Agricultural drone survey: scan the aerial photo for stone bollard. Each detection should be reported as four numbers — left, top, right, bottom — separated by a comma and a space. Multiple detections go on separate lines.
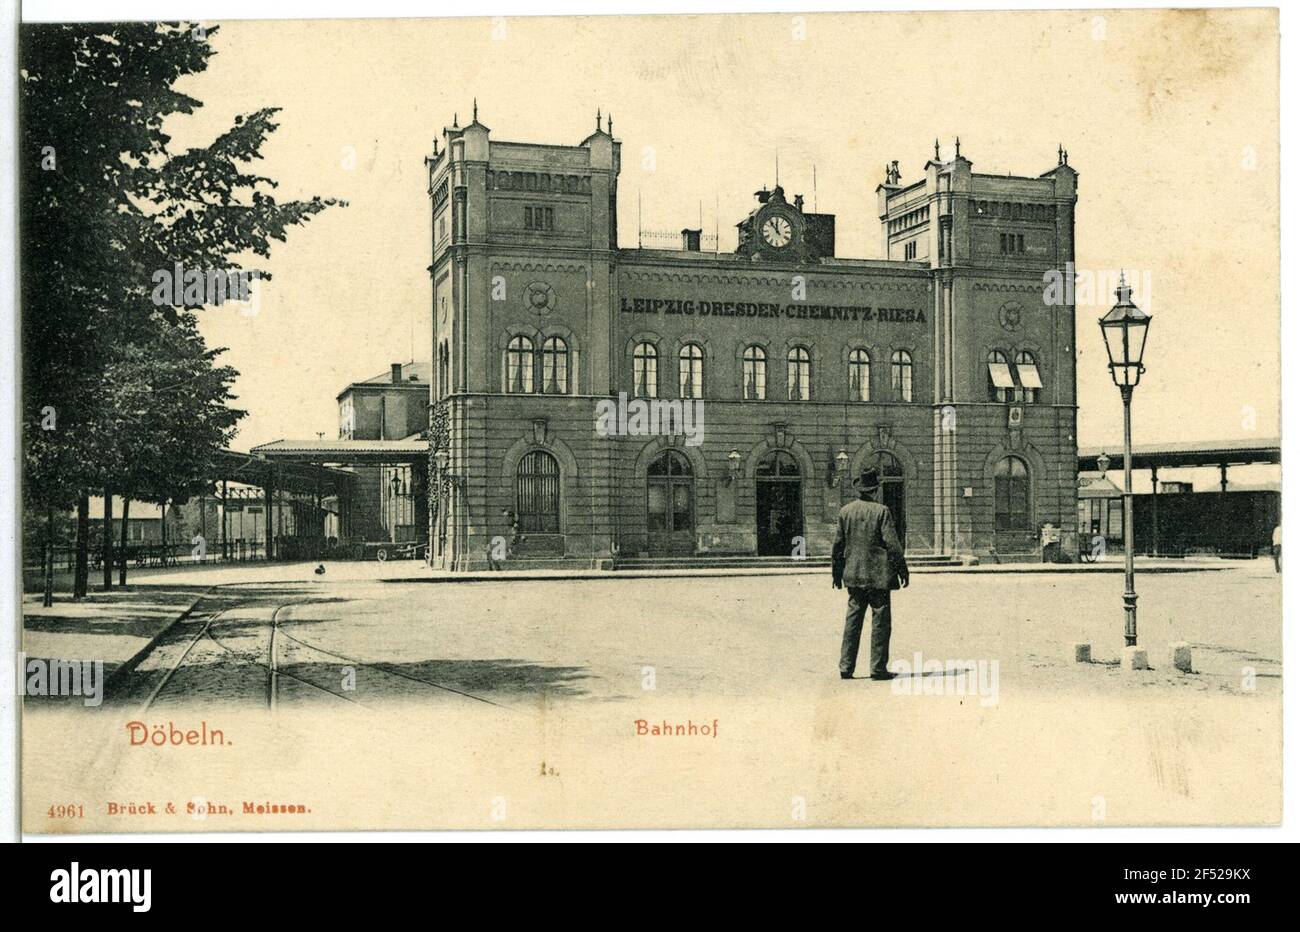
1121, 646, 1150, 671
1170, 642, 1193, 673
1073, 642, 1091, 663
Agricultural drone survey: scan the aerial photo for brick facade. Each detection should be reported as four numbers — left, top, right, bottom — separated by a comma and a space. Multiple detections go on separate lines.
428, 116, 1078, 568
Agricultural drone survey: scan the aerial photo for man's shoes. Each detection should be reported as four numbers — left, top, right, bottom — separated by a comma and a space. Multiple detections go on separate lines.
840, 673, 853, 680
869, 672, 898, 681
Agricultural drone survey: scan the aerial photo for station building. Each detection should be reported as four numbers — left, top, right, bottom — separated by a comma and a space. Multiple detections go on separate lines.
426, 111, 1080, 569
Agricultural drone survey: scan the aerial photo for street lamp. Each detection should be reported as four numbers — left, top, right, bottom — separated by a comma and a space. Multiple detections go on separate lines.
1096, 451, 1111, 475
1099, 272, 1152, 647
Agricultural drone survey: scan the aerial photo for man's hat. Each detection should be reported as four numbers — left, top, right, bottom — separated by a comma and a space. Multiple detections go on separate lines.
854, 467, 881, 492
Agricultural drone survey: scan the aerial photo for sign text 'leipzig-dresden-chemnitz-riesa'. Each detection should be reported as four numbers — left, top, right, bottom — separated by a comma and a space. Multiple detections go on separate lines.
619, 296, 927, 325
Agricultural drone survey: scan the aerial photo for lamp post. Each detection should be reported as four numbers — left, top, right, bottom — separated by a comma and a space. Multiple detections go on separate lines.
1099, 272, 1151, 647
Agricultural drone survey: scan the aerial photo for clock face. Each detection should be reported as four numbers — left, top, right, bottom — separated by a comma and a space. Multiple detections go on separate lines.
761, 214, 793, 248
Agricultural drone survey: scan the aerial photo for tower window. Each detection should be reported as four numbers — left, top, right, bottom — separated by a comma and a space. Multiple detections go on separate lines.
904, 241, 917, 260
987, 350, 1014, 403
524, 205, 555, 231
1014, 350, 1042, 404
633, 342, 658, 398
541, 336, 569, 394
999, 233, 1026, 255
506, 335, 535, 393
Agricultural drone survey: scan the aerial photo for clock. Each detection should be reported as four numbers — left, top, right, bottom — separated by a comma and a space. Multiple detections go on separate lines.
761, 214, 793, 248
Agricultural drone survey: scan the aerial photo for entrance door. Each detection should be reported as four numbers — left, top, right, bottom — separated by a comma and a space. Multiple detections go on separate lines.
647, 450, 694, 555
756, 450, 804, 556
870, 451, 906, 547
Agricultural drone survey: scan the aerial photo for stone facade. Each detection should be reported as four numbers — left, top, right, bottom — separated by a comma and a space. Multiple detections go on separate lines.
427, 114, 1078, 569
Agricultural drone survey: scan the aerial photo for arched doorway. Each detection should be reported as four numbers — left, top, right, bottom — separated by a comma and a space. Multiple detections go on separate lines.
866, 451, 906, 546
756, 450, 804, 556
516, 450, 560, 534
647, 450, 694, 555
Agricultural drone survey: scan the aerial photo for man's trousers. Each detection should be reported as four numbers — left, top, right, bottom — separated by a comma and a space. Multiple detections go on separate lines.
840, 586, 892, 678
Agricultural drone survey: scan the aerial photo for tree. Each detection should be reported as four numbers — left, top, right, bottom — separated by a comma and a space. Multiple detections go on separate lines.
20, 23, 343, 595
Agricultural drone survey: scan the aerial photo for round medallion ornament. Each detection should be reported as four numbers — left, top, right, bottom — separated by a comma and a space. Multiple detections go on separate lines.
998, 302, 1024, 332
524, 281, 557, 316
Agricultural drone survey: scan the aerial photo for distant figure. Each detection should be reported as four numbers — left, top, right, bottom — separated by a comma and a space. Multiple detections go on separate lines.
488, 509, 522, 571
314, 563, 326, 576
832, 467, 910, 680
1272, 524, 1281, 573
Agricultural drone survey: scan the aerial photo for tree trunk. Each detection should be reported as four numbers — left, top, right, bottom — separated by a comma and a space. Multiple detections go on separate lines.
118, 496, 130, 587
160, 499, 168, 564
43, 505, 55, 608
102, 486, 114, 590
74, 493, 89, 599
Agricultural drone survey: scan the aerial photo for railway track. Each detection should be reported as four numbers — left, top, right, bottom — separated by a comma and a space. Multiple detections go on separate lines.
130, 594, 504, 712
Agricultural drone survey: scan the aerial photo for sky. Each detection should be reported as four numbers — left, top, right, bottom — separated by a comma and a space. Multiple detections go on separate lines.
161, 9, 1279, 487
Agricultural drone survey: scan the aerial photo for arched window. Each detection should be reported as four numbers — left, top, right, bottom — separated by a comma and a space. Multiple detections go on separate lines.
756, 449, 801, 478
506, 335, 534, 394
993, 456, 1030, 530
848, 348, 871, 402
743, 345, 766, 400
541, 336, 569, 394
787, 346, 811, 400
987, 350, 1013, 403
891, 350, 913, 402
516, 450, 560, 534
1015, 350, 1042, 404
438, 341, 450, 399
679, 343, 704, 399
646, 449, 693, 541
633, 342, 658, 398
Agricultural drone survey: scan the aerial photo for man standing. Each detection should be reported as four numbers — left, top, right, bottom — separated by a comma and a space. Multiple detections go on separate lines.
832, 467, 910, 680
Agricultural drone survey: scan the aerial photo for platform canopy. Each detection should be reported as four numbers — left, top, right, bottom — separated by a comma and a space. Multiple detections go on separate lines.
249, 438, 430, 467
212, 448, 358, 496
1078, 438, 1280, 473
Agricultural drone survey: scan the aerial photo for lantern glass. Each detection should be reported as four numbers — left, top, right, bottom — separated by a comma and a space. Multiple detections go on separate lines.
1100, 309, 1151, 388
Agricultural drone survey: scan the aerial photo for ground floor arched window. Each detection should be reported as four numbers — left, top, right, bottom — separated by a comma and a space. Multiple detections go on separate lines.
516, 450, 560, 533
646, 449, 694, 554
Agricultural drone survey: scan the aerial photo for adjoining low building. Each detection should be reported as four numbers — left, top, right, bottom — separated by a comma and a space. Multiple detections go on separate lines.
251, 361, 430, 548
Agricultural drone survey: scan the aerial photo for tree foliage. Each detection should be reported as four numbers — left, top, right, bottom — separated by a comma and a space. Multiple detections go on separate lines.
20, 22, 342, 538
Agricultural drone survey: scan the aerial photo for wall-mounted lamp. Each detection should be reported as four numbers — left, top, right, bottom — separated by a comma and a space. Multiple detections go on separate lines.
726, 449, 742, 485
831, 448, 850, 487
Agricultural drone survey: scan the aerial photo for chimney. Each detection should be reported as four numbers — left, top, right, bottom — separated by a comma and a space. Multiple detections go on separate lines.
681, 228, 702, 251
391, 363, 402, 384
